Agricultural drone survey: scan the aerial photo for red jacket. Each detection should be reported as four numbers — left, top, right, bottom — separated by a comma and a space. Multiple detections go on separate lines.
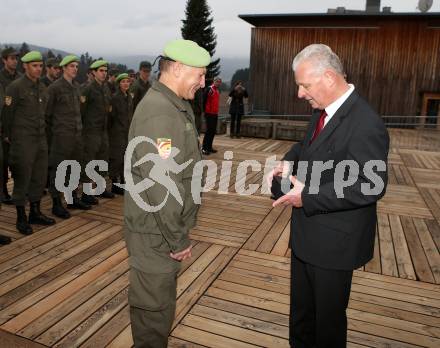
204, 85, 220, 115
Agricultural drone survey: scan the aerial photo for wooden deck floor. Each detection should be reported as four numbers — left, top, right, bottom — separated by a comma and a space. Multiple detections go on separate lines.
0, 134, 439, 347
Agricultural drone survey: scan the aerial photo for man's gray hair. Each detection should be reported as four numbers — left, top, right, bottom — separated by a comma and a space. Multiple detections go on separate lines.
292, 44, 344, 76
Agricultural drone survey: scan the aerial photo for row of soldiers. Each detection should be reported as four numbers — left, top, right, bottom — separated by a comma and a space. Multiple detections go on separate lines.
0, 47, 153, 243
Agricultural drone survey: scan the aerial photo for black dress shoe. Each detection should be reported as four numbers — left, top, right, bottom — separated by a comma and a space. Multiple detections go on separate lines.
67, 198, 91, 210
209, 148, 218, 153
111, 184, 125, 195
99, 190, 115, 199
81, 193, 99, 205
202, 149, 210, 155
0, 235, 12, 245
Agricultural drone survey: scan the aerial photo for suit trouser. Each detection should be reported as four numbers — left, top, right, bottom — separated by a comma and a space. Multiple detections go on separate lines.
290, 254, 353, 348
202, 114, 218, 151
81, 131, 109, 183
128, 268, 177, 348
49, 134, 83, 199
10, 135, 48, 206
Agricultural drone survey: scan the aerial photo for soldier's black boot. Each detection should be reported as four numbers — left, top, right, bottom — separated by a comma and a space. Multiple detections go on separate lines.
16, 206, 33, 235
29, 201, 56, 225
0, 234, 11, 245
81, 193, 99, 205
52, 197, 71, 219
111, 179, 124, 195
99, 189, 115, 199
68, 191, 91, 210
3, 184, 12, 205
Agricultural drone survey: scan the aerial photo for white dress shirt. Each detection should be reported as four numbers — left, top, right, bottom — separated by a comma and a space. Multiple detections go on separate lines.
323, 84, 355, 127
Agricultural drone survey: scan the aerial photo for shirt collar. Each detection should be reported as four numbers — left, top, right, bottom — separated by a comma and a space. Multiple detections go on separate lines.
325, 84, 355, 118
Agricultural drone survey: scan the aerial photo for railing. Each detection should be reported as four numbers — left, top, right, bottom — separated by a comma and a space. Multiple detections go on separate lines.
217, 113, 440, 151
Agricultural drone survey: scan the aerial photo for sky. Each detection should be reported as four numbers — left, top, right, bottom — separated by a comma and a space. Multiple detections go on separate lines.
1, 0, 439, 59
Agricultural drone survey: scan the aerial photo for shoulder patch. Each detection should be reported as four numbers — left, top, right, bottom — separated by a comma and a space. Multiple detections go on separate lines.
80, 95, 86, 103
185, 123, 193, 131
157, 138, 172, 159
4, 96, 12, 106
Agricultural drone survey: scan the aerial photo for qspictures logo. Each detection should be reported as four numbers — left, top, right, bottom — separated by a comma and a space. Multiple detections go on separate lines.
54, 136, 387, 212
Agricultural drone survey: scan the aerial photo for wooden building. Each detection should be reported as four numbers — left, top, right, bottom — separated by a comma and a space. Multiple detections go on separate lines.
239, 12, 440, 124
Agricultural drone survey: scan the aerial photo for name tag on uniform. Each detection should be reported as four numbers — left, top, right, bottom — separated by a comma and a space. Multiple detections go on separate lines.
185, 123, 193, 131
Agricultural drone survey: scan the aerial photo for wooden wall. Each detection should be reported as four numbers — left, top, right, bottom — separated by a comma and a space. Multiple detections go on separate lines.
248, 17, 440, 116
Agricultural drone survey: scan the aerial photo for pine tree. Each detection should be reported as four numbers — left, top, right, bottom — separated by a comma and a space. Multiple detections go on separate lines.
181, 0, 220, 81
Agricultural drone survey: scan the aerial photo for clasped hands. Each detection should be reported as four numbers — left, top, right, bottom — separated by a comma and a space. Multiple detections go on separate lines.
268, 161, 305, 208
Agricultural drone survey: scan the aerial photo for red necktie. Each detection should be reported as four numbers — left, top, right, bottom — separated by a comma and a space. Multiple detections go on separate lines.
310, 110, 327, 143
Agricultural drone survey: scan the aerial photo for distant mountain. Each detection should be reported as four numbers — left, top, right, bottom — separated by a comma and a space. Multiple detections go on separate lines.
105, 55, 249, 83
0, 43, 71, 57
0, 43, 249, 83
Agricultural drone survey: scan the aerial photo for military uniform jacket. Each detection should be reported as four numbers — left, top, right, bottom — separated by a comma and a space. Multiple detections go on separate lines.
81, 79, 111, 132
41, 75, 55, 87
46, 77, 83, 137
0, 69, 21, 89
110, 89, 133, 139
3, 75, 47, 140
124, 81, 202, 274
131, 78, 150, 110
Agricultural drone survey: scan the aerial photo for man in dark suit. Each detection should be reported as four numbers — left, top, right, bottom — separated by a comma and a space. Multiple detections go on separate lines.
269, 44, 389, 347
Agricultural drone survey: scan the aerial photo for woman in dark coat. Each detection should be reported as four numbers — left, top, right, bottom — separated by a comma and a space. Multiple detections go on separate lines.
228, 81, 248, 138
109, 73, 134, 194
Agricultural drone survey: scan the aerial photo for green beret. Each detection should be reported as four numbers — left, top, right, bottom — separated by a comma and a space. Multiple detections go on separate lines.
90, 59, 108, 70
21, 51, 43, 63
163, 39, 210, 68
60, 55, 79, 67
46, 58, 60, 68
116, 73, 129, 83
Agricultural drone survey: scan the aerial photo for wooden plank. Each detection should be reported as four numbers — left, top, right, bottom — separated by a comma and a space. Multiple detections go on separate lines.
1, 248, 127, 333
257, 207, 291, 253
413, 218, 440, 283
105, 325, 133, 348
173, 247, 237, 328
80, 306, 130, 348
0, 329, 46, 348
172, 325, 256, 348
377, 213, 398, 277
0, 239, 126, 325
400, 216, 435, 283
168, 336, 206, 348
243, 206, 284, 250
181, 314, 290, 347
53, 288, 128, 348
425, 219, 440, 252
388, 214, 417, 280
364, 222, 381, 274
270, 224, 291, 257
198, 296, 288, 327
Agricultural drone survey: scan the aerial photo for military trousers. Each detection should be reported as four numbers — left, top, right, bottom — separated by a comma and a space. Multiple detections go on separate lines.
49, 133, 83, 199
10, 134, 48, 206
2, 141, 10, 194
128, 268, 178, 348
109, 132, 128, 181
82, 130, 109, 183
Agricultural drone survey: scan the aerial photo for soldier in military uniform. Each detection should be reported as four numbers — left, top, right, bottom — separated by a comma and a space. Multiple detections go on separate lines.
0, 83, 12, 244
3, 51, 56, 235
124, 39, 209, 347
80, 60, 115, 204
0, 47, 21, 204
46, 55, 91, 218
107, 68, 119, 94
41, 57, 61, 87
131, 61, 151, 110
109, 73, 133, 195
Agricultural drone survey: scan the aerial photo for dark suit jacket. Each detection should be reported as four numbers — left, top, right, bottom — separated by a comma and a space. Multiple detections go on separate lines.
283, 90, 389, 270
